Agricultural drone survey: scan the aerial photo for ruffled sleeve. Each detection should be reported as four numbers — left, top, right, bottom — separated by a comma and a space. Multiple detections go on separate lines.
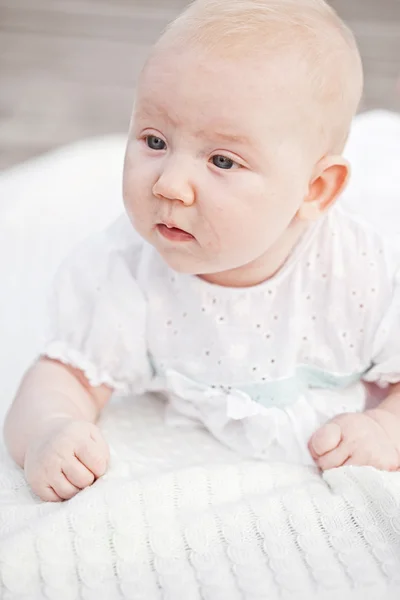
363, 266, 400, 387
43, 214, 152, 394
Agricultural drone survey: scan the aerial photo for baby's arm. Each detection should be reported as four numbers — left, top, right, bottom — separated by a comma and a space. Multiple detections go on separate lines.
373, 383, 400, 417
4, 358, 112, 501
309, 384, 400, 471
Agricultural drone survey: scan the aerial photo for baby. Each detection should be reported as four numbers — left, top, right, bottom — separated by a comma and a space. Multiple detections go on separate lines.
5, 0, 400, 502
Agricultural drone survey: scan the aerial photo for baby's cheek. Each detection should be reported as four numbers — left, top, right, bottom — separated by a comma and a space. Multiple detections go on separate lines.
122, 168, 137, 208
123, 160, 143, 195
124, 167, 151, 217
206, 211, 243, 256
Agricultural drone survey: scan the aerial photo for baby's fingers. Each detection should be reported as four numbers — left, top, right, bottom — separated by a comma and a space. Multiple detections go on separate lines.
315, 442, 351, 471
309, 422, 342, 458
40, 485, 63, 503
50, 472, 81, 501
63, 457, 95, 489
75, 430, 109, 478
28, 472, 64, 503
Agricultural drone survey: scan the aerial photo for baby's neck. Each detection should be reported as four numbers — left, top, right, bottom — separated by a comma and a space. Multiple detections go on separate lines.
199, 220, 310, 288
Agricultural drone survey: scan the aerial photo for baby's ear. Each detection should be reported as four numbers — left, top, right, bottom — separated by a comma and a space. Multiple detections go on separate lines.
297, 155, 350, 221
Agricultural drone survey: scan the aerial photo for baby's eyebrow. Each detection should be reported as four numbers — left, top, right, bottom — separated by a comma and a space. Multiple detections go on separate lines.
200, 130, 253, 146
134, 104, 253, 147
135, 103, 178, 126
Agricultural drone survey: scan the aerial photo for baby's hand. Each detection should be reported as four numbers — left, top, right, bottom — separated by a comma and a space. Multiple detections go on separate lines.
308, 410, 400, 471
24, 418, 110, 502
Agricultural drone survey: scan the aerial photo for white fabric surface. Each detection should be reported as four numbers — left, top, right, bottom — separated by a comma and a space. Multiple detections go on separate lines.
1, 395, 400, 600
1, 112, 400, 599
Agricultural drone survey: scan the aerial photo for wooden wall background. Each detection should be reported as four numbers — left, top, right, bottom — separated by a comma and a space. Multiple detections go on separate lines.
0, 0, 399, 170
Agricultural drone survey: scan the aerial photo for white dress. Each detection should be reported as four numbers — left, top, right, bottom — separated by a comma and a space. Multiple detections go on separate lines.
43, 206, 400, 465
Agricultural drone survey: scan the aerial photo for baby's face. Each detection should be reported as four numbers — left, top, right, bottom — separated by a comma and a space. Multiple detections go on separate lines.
123, 47, 315, 282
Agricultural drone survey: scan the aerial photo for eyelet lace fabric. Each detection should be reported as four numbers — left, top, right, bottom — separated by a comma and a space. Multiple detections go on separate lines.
1, 394, 400, 600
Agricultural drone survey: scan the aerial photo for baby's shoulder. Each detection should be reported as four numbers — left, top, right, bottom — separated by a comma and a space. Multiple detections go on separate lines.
52, 213, 151, 301
296, 207, 400, 338
322, 206, 400, 287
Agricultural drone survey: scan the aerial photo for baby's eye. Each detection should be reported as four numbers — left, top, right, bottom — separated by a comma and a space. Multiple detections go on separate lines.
145, 135, 166, 151
211, 155, 238, 170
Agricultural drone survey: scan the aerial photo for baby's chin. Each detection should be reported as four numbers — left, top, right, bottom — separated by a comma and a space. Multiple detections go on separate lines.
158, 251, 253, 288
157, 249, 210, 275
155, 245, 226, 278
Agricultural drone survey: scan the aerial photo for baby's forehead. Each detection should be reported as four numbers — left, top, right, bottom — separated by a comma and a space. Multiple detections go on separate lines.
139, 42, 314, 125
143, 39, 307, 89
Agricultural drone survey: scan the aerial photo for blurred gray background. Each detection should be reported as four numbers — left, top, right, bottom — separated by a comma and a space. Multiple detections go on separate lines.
1, 0, 399, 171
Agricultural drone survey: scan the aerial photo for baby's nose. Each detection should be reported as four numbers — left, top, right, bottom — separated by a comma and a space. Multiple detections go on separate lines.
152, 160, 196, 206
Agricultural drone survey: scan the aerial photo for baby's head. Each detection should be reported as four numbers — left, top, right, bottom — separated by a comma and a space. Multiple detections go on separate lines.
123, 0, 363, 286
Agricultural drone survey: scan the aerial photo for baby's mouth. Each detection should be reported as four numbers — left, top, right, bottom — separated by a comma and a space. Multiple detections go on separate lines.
156, 223, 195, 242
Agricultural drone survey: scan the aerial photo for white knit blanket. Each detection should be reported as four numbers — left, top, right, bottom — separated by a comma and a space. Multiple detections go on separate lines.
1, 393, 400, 600
1, 111, 400, 599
